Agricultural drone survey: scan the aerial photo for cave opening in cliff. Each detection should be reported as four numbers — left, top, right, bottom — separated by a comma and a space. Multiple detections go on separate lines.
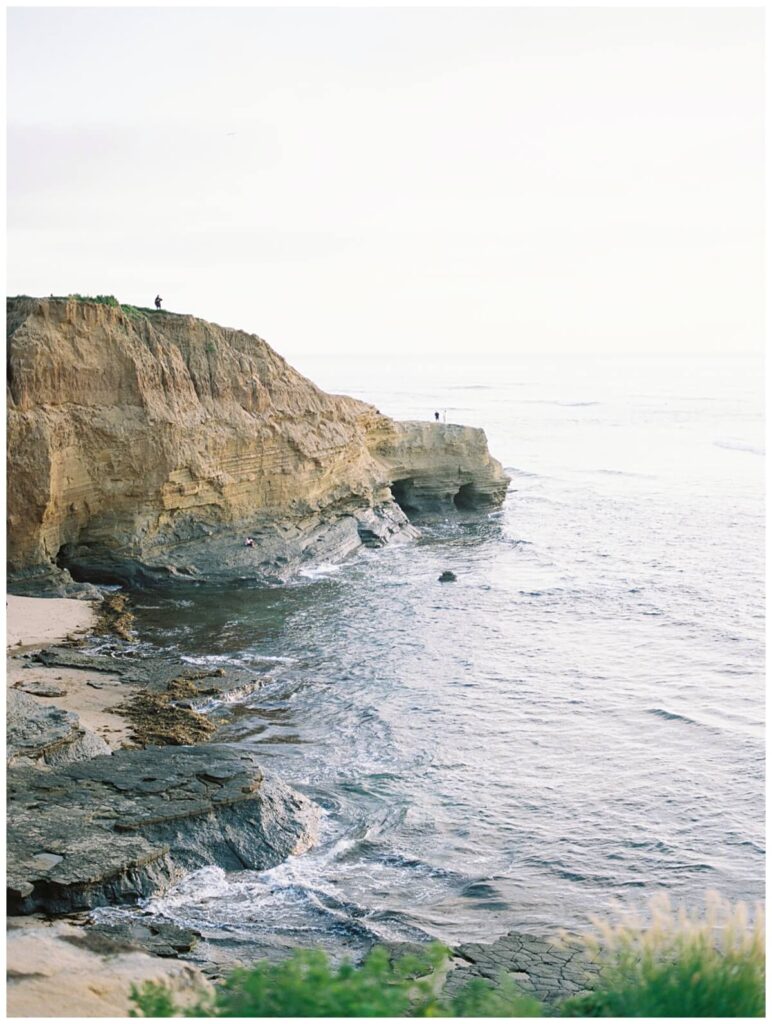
453, 482, 479, 511
390, 478, 421, 517
55, 543, 127, 587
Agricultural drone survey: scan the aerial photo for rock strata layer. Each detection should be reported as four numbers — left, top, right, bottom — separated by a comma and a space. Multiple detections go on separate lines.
7, 744, 320, 914
7, 297, 509, 586
7, 688, 111, 768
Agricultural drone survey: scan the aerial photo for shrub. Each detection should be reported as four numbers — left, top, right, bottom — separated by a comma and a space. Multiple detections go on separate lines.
120, 304, 147, 320
449, 975, 542, 1016
129, 895, 764, 1018
559, 892, 765, 1017
129, 943, 540, 1018
68, 293, 120, 306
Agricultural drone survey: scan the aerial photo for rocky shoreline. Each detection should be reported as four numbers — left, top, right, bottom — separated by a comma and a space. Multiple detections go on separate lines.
6, 592, 602, 1017
6, 592, 321, 1014
5, 298, 595, 1016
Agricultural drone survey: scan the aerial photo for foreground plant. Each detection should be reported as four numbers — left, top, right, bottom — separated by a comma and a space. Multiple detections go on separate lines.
130, 893, 764, 1018
130, 943, 541, 1017
560, 892, 765, 1017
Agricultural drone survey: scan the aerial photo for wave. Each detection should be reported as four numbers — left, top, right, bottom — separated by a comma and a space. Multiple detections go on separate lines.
181, 652, 298, 667
714, 439, 764, 456
520, 399, 601, 407
298, 563, 343, 580
648, 708, 699, 724
645, 707, 731, 737
582, 468, 655, 479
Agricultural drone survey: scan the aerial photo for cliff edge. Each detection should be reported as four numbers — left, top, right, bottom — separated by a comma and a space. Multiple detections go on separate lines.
7, 297, 510, 587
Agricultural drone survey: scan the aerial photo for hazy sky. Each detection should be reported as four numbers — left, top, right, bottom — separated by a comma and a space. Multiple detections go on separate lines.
7, 7, 764, 360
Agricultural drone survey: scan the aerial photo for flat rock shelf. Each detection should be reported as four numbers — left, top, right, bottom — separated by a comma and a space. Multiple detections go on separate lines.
7, 744, 320, 915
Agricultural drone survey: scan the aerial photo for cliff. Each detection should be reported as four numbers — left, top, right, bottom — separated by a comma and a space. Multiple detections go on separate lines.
7, 297, 510, 587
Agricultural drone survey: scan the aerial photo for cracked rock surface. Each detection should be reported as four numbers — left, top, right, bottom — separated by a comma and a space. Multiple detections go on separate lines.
8, 744, 320, 914
445, 930, 602, 1008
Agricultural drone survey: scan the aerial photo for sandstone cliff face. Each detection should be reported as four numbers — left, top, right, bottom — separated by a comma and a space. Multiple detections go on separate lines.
7, 298, 509, 586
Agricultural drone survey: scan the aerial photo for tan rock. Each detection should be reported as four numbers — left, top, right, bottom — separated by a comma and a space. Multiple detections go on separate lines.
7, 297, 509, 583
6, 918, 210, 1017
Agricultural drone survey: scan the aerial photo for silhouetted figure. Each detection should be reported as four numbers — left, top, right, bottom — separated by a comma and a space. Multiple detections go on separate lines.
434, 411, 440, 421
154, 295, 163, 310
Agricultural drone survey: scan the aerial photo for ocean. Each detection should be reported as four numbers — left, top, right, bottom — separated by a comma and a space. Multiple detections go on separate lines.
92, 352, 765, 967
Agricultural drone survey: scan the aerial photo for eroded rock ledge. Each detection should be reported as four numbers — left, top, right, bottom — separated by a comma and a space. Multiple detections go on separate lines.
7, 744, 320, 915
7, 297, 509, 588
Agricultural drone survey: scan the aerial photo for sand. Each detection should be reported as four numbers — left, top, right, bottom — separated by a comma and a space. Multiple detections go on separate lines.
6, 594, 137, 750
6, 594, 97, 651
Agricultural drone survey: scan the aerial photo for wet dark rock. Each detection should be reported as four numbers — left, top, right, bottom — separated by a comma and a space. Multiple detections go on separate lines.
445, 930, 601, 1008
7, 564, 103, 600
7, 690, 110, 768
52, 512, 396, 589
439, 571, 457, 583
14, 680, 69, 698
29, 647, 143, 678
355, 505, 418, 547
86, 919, 201, 958
7, 744, 320, 915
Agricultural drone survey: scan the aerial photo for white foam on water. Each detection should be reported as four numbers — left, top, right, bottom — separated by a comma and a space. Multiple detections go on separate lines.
298, 563, 344, 580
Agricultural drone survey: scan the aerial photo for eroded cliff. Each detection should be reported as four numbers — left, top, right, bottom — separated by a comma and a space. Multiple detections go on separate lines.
7, 297, 509, 586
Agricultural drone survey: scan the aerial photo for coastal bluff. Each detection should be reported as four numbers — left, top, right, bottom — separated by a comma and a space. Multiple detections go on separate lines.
7, 297, 510, 588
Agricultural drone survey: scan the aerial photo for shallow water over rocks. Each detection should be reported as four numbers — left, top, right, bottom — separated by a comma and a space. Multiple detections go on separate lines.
94, 353, 764, 967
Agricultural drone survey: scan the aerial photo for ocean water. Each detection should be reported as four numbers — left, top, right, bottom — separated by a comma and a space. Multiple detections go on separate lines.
96, 353, 765, 966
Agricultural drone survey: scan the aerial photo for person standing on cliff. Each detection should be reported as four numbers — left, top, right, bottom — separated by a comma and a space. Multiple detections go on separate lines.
154, 295, 163, 310
434, 411, 440, 421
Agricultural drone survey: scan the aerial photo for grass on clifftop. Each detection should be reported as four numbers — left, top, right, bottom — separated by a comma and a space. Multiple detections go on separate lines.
130, 894, 764, 1018
42, 294, 161, 318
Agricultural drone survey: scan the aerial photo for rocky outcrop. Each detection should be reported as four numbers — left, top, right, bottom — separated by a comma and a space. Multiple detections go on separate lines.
7, 744, 320, 915
6, 917, 210, 1017
7, 297, 509, 587
372, 421, 510, 514
444, 931, 601, 1008
7, 688, 111, 768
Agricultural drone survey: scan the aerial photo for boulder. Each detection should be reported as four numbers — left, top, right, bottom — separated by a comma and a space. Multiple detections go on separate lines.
7, 744, 320, 914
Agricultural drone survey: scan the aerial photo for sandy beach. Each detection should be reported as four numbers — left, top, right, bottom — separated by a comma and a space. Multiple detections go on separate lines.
6, 594, 136, 750
6, 594, 97, 651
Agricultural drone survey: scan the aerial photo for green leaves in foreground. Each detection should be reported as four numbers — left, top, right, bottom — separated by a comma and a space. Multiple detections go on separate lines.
130, 894, 764, 1018
129, 943, 541, 1018
561, 893, 765, 1018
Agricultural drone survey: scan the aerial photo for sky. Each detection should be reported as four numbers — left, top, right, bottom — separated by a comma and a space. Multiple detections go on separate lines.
6, 7, 765, 361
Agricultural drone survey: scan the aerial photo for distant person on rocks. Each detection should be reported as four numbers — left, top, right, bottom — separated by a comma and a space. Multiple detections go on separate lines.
154, 295, 163, 310
244, 537, 254, 548
434, 411, 440, 421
